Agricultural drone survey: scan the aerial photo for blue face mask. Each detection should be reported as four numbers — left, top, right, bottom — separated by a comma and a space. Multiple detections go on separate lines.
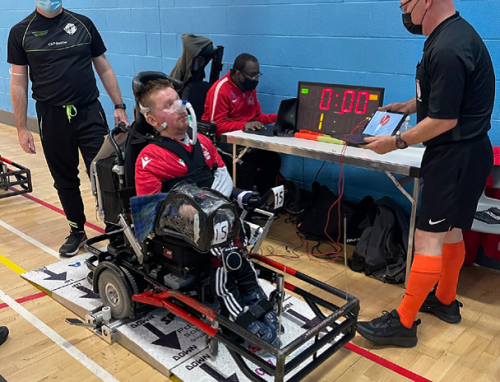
36, 0, 62, 14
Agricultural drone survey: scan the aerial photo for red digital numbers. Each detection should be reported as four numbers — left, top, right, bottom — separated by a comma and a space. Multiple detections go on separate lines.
354, 91, 369, 114
319, 88, 370, 115
340, 90, 355, 114
319, 88, 333, 110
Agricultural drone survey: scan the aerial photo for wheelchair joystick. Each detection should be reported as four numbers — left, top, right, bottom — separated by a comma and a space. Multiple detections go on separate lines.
248, 186, 261, 209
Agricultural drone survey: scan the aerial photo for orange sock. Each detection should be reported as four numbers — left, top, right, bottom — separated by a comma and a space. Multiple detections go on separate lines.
436, 241, 465, 305
397, 254, 442, 328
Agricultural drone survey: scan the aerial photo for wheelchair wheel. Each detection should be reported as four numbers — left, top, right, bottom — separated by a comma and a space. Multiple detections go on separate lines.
206, 336, 218, 358
98, 269, 133, 319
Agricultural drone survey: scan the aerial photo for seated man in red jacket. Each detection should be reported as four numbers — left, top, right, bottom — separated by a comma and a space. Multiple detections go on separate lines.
202, 53, 281, 194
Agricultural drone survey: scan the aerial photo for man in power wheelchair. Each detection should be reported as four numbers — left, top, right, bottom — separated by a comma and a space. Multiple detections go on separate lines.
86, 71, 284, 346
132, 75, 282, 345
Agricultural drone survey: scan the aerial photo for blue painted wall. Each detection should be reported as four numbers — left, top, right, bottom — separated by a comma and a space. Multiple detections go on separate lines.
1, 0, 498, 209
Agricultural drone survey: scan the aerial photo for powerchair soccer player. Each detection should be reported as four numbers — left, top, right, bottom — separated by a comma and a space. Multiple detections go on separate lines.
133, 76, 281, 344
153, 181, 282, 345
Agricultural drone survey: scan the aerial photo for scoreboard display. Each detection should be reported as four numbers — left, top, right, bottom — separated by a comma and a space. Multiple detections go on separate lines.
296, 82, 385, 135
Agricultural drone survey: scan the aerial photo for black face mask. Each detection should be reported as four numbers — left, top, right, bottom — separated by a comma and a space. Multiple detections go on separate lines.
402, 12, 423, 35
241, 76, 258, 92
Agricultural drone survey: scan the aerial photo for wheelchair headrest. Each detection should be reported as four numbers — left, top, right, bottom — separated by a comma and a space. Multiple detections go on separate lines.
132, 71, 183, 98
190, 43, 214, 82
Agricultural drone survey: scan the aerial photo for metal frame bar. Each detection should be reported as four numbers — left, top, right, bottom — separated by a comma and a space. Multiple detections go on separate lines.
0, 155, 33, 199
124, 252, 359, 382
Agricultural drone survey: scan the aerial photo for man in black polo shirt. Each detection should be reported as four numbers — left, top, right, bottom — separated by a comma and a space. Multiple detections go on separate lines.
8, 1, 129, 256
358, 0, 495, 347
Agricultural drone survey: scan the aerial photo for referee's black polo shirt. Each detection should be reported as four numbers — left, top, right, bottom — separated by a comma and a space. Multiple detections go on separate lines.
415, 12, 495, 146
8, 9, 106, 107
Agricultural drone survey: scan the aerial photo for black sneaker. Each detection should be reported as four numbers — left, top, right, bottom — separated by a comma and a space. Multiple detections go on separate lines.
0, 326, 9, 346
59, 230, 87, 257
419, 290, 463, 323
357, 309, 420, 347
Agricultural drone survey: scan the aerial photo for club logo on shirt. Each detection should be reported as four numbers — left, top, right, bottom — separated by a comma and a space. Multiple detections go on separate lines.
248, 94, 255, 105
63, 23, 77, 35
230, 91, 238, 103
201, 144, 211, 161
141, 156, 152, 169
416, 79, 422, 102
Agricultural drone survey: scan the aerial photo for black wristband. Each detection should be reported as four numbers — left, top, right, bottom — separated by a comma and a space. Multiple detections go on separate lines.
114, 103, 126, 110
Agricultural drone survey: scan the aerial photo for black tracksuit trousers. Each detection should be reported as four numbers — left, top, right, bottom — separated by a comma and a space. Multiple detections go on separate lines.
36, 100, 109, 231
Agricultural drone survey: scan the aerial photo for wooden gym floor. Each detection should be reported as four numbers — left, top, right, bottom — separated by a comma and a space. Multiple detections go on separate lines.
0, 123, 499, 382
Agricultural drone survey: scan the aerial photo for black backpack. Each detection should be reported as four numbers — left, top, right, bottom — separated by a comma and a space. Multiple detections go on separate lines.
296, 182, 373, 244
348, 197, 410, 284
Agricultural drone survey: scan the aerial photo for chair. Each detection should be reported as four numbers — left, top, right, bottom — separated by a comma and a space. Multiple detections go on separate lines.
464, 154, 500, 265
471, 162, 500, 234
170, 33, 224, 119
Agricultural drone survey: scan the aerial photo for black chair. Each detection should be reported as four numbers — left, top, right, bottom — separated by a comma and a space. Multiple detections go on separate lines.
170, 34, 224, 118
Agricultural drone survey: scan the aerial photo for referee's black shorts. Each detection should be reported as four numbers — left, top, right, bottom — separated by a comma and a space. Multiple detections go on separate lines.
417, 134, 493, 233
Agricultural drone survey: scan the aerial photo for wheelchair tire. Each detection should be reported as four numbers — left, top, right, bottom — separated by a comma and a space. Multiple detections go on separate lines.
98, 269, 133, 319
206, 336, 218, 358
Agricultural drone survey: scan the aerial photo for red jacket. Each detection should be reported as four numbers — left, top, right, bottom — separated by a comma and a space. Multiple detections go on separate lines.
202, 71, 276, 137
135, 134, 225, 196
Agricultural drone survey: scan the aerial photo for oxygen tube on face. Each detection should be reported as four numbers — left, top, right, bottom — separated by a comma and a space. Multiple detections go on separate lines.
139, 99, 197, 141
184, 101, 198, 145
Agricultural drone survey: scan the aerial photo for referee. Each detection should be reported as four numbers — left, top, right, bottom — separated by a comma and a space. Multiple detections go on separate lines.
8, 1, 128, 256
358, 0, 495, 347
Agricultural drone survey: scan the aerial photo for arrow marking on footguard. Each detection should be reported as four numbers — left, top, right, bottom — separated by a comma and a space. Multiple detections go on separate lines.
42, 268, 67, 281
143, 323, 181, 349
75, 285, 99, 299
200, 364, 240, 382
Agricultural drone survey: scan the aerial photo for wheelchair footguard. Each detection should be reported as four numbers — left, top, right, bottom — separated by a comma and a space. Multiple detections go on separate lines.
82, 231, 359, 382
0, 155, 33, 199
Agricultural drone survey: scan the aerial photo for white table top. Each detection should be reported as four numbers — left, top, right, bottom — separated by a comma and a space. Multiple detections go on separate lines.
222, 131, 425, 178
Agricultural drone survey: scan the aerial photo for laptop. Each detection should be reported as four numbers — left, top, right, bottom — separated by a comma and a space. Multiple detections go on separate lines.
244, 98, 297, 137
333, 110, 408, 146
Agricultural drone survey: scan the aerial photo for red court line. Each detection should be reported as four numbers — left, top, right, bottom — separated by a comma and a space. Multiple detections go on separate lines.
15, 188, 431, 382
345, 343, 432, 382
0, 291, 47, 310
18, 190, 105, 234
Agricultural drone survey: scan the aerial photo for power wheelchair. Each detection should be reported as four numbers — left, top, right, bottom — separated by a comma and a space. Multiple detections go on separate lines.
78, 71, 359, 382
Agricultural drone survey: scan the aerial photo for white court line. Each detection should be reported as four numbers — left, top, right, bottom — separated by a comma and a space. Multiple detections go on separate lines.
0, 218, 60, 258
0, 289, 119, 382
0, 218, 117, 381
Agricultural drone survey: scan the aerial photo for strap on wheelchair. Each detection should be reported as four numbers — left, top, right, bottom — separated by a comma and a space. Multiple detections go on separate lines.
235, 299, 273, 329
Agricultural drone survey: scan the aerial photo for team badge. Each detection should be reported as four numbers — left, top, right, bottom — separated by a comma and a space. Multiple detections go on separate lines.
63, 23, 77, 35
248, 94, 255, 105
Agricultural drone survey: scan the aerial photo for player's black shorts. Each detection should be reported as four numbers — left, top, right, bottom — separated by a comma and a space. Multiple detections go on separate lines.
417, 134, 493, 232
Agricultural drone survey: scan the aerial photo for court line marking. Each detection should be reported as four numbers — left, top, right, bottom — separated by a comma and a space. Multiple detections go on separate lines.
0, 292, 46, 310
18, 190, 105, 234
0, 288, 119, 382
0, 219, 60, 259
0, 253, 52, 296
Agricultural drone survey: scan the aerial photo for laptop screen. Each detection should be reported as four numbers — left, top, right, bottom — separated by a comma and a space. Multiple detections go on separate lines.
363, 111, 407, 136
